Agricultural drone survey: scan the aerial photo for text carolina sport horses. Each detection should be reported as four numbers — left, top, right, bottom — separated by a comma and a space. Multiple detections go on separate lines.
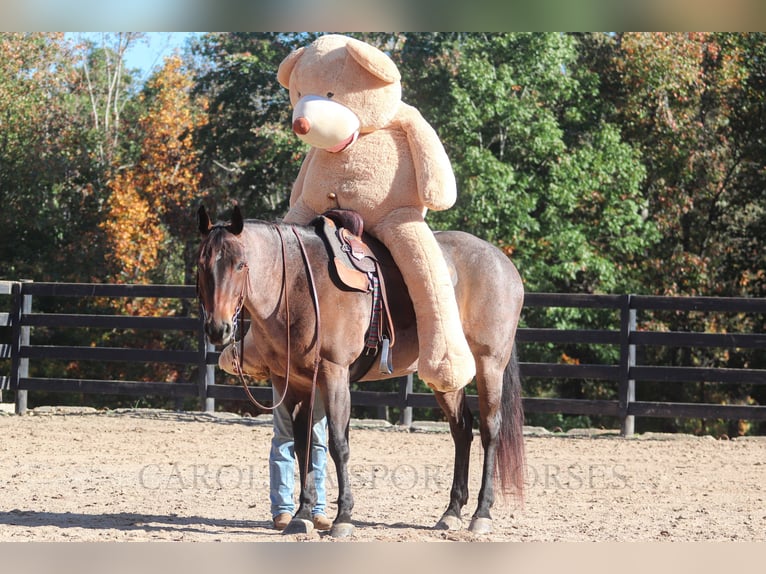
196, 205, 525, 537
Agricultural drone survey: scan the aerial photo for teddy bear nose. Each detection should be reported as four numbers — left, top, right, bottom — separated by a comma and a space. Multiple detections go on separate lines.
292, 117, 311, 136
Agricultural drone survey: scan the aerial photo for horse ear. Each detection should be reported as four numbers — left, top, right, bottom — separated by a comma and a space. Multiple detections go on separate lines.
227, 204, 244, 235
198, 205, 211, 235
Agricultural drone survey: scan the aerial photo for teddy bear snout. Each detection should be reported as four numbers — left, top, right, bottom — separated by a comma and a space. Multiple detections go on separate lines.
292, 117, 311, 136
291, 94, 360, 151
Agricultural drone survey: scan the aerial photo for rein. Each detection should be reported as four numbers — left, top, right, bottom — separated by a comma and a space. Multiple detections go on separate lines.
230, 224, 323, 487
229, 230, 290, 411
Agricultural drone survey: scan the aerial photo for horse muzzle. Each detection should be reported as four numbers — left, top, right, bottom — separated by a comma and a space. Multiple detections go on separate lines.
204, 318, 234, 346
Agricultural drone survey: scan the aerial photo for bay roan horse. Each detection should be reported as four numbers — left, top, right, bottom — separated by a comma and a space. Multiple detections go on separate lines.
196, 205, 525, 537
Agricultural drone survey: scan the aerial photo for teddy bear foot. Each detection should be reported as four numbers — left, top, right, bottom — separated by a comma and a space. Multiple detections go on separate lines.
218, 343, 270, 380
419, 352, 476, 393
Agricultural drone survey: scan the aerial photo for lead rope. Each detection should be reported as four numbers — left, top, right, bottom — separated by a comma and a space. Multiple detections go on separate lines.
231, 225, 322, 497
290, 226, 323, 492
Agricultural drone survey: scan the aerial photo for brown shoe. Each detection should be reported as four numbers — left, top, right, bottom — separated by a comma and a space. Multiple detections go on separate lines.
312, 514, 332, 531
273, 512, 292, 531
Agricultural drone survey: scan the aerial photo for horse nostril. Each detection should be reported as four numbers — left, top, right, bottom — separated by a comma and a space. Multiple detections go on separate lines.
293, 117, 311, 135
204, 320, 233, 345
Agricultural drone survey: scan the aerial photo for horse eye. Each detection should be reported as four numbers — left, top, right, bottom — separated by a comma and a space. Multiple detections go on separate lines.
326, 92, 334, 98
237, 262, 246, 271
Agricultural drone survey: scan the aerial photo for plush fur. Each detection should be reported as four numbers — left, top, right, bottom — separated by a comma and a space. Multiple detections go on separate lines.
278, 34, 475, 391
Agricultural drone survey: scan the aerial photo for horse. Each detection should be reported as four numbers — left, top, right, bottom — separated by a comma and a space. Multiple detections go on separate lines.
196, 204, 525, 537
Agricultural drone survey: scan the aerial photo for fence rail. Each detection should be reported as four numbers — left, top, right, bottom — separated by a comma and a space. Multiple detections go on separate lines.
1, 280, 765, 436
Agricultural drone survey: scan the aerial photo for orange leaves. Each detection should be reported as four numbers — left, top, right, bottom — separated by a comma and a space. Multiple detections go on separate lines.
101, 174, 165, 284
560, 353, 580, 365
135, 56, 207, 228
102, 55, 207, 304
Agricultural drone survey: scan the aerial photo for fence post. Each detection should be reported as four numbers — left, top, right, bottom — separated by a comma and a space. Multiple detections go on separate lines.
618, 294, 636, 436
197, 308, 215, 413
397, 373, 413, 426
10, 281, 31, 415
0, 281, 12, 404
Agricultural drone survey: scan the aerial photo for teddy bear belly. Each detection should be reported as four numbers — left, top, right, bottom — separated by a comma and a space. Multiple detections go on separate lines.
302, 134, 421, 224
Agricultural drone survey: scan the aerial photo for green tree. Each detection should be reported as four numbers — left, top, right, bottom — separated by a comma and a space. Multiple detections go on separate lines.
584, 32, 766, 434
722, 32, 766, 301
593, 33, 752, 297
395, 33, 656, 295
191, 33, 318, 219
0, 33, 146, 283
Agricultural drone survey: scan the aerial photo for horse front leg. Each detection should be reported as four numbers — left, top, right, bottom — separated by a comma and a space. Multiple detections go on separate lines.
433, 389, 473, 531
281, 402, 318, 535
323, 378, 355, 538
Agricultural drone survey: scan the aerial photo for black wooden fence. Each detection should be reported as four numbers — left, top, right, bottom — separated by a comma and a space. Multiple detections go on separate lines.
1, 280, 765, 436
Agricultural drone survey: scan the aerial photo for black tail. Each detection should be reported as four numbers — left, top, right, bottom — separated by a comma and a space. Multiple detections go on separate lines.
495, 344, 526, 504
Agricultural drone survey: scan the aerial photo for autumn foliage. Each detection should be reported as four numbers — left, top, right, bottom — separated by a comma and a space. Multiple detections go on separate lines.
102, 56, 206, 291
1, 33, 764, 429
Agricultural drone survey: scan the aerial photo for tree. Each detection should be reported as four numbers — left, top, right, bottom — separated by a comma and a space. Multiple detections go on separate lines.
191, 33, 318, 220
75, 33, 146, 170
584, 32, 766, 434
102, 56, 207, 291
393, 33, 656, 296
595, 33, 751, 297
0, 33, 96, 281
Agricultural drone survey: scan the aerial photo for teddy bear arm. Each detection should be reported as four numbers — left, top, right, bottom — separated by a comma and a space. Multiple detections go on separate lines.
400, 105, 457, 212
283, 200, 318, 225
288, 150, 313, 208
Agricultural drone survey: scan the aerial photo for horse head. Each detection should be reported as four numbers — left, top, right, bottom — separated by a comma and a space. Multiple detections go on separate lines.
197, 204, 248, 345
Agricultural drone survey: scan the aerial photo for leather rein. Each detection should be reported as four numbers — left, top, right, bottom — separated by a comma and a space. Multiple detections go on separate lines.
230, 224, 322, 409
228, 225, 322, 485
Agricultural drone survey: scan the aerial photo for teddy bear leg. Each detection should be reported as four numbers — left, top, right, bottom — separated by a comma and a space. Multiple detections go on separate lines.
218, 331, 271, 380
283, 201, 320, 225
374, 215, 476, 392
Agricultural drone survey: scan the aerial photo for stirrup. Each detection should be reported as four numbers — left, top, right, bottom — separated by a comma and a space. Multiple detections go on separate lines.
378, 337, 393, 374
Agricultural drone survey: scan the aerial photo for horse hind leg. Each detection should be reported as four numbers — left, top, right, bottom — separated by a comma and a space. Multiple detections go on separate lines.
470, 349, 526, 534
433, 389, 473, 531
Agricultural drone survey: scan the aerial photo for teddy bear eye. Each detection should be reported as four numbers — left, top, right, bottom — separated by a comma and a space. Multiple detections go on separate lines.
326, 92, 334, 99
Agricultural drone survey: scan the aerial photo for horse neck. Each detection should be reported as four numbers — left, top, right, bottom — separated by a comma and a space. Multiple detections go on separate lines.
240, 223, 285, 320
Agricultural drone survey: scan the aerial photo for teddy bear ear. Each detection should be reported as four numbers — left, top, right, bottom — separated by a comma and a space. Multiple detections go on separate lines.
345, 38, 401, 84
277, 46, 305, 88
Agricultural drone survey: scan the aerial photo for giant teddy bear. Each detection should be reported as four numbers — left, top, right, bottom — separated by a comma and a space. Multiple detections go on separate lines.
277, 34, 475, 392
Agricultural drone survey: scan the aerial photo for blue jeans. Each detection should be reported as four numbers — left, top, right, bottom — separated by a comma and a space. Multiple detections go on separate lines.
269, 387, 328, 518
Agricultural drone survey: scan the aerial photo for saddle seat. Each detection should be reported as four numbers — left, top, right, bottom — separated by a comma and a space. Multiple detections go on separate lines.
313, 209, 396, 380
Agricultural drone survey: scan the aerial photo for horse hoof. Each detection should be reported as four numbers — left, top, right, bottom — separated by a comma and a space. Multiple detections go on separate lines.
435, 514, 462, 531
329, 522, 355, 538
282, 518, 314, 535
468, 517, 492, 534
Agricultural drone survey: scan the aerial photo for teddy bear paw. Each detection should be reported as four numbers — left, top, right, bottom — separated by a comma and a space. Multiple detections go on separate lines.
218, 343, 270, 380
420, 351, 476, 393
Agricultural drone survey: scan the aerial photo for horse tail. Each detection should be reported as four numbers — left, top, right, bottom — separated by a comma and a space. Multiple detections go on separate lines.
495, 343, 526, 504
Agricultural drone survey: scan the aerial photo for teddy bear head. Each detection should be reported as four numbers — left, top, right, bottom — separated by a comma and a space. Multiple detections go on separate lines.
277, 34, 402, 152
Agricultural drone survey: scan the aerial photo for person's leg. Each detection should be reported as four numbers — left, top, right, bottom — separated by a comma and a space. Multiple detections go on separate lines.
270, 388, 295, 522
309, 398, 332, 530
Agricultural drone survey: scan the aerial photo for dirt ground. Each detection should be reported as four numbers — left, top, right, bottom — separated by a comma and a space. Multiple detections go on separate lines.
0, 406, 764, 542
